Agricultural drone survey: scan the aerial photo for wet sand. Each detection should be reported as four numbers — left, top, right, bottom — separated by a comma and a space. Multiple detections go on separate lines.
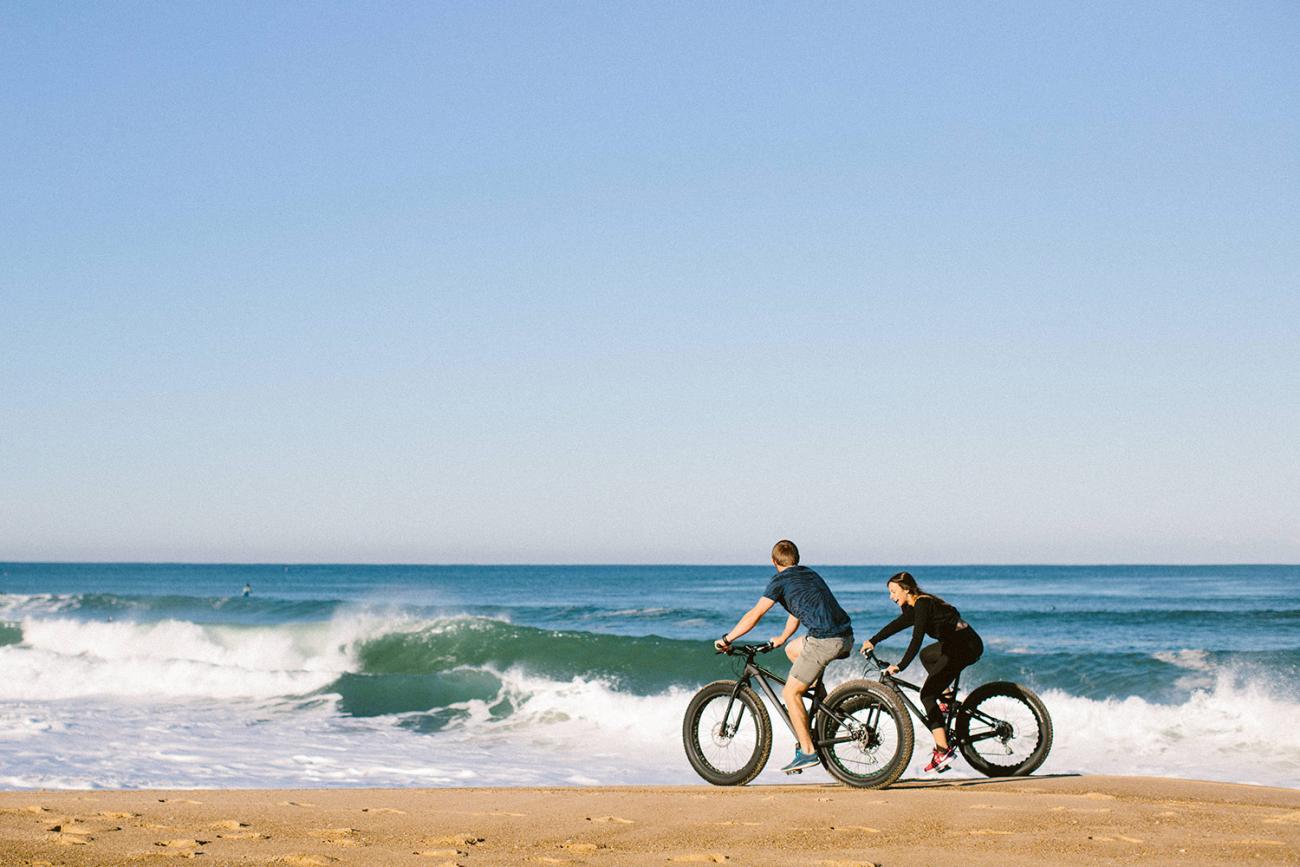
2, 775, 1298, 865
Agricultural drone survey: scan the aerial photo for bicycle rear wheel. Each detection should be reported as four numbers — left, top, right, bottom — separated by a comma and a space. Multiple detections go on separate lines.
815, 679, 913, 789
682, 680, 772, 786
954, 681, 1053, 777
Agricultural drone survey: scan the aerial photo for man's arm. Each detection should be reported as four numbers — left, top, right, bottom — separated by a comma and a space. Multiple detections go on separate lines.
718, 597, 777, 646
770, 613, 800, 647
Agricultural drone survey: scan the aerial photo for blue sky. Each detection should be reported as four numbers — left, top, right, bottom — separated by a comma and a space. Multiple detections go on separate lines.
2, 2, 1296, 563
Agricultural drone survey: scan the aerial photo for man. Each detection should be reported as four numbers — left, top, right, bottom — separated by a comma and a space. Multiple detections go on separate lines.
715, 540, 854, 773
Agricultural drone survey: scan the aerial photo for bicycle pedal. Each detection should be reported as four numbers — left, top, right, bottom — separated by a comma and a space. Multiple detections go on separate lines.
784, 768, 804, 775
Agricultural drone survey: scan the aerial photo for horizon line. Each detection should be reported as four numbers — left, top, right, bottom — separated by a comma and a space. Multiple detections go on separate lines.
2, 559, 1297, 568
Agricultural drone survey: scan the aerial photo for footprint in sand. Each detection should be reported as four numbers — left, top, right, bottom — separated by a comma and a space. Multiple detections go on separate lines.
155, 838, 209, 848
425, 833, 485, 846
361, 807, 407, 815
526, 858, 572, 865
211, 820, 251, 830
1231, 839, 1286, 846
279, 801, 316, 808
586, 815, 634, 824
1082, 792, 1116, 801
315, 827, 363, 847
276, 856, 338, 866
219, 831, 269, 840
819, 861, 879, 867
704, 821, 760, 827
51, 821, 121, 835
98, 811, 139, 819
667, 855, 729, 863
560, 841, 600, 852
52, 833, 92, 847
415, 848, 466, 858
968, 829, 1013, 836
0, 805, 50, 815
829, 825, 880, 834
157, 798, 203, 805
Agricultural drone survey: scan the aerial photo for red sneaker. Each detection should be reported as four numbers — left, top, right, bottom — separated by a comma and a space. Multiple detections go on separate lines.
924, 746, 956, 773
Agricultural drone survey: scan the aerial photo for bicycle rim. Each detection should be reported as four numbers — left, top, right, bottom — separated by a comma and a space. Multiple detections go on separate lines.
818, 681, 913, 789
957, 682, 1052, 777
683, 682, 771, 785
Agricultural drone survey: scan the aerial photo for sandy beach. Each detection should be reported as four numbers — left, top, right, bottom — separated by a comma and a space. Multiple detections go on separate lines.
1, 775, 1297, 866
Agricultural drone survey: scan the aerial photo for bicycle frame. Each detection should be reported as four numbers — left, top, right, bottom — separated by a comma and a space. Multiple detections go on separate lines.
877, 671, 951, 731
869, 657, 1011, 750
718, 648, 866, 750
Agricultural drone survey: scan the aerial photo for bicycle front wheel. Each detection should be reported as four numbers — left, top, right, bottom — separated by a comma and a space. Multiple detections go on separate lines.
954, 681, 1053, 777
816, 679, 914, 789
682, 680, 772, 786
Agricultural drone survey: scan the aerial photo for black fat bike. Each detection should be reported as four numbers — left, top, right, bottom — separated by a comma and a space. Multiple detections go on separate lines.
860, 649, 1053, 779
682, 643, 1052, 788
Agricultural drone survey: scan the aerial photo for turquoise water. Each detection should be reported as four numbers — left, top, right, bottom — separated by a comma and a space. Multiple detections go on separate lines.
1, 563, 1297, 788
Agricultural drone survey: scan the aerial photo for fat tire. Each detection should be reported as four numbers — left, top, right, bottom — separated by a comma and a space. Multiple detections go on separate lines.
682, 680, 772, 786
816, 679, 914, 789
954, 681, 1053, 777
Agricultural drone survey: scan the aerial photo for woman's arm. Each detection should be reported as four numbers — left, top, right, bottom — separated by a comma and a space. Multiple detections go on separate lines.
868, 608, 914, 647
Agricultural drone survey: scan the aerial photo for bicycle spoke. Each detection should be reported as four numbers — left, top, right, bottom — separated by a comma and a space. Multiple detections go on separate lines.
961, 695, 1041, 766
697, 694, 760, 776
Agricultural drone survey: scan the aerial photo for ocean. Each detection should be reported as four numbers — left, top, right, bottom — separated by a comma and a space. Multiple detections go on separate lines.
1, 563, 1297, 790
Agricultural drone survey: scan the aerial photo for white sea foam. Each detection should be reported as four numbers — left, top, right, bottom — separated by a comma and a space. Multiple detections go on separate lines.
1, 612, 1297, 790
1153, 648, 1213, 671
3, 665, 1299, 789
0, 612, 414, 700
0, 593, 82, 619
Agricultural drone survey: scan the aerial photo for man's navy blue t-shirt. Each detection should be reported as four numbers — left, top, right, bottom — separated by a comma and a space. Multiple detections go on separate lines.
762, 565, 853, 639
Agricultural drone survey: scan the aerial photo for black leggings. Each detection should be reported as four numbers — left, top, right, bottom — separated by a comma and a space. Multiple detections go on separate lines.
919, 629, 983, 730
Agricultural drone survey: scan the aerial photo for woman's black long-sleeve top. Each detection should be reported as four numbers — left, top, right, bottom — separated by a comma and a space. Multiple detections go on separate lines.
868, 595, 965, 671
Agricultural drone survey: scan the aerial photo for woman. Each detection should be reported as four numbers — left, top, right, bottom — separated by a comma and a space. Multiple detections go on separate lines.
860, 571, 983, 773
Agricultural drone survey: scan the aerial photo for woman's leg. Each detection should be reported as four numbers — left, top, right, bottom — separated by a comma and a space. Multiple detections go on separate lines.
919, 644, 955, 748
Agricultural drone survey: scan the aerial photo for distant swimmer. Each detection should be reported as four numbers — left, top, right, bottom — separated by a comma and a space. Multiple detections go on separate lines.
242, 583, 252, 597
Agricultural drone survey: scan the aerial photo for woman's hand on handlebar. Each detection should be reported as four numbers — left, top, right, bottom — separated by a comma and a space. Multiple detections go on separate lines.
859, 640, 874, 657
713, 636, 732, 653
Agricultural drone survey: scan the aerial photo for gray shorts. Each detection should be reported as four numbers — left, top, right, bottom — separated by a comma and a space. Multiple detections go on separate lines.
790, 634, 854, 685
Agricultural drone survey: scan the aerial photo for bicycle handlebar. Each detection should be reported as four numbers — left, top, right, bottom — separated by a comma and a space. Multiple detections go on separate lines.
715, 642, 774, 656
861, 648, 894, 670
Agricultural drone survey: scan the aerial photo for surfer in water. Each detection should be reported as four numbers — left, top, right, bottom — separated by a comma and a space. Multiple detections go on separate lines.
861, 571, 984, 773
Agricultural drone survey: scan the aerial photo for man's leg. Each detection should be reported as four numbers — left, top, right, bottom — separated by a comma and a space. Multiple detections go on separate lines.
781, 675, 816, 754
784, 635, 805, 664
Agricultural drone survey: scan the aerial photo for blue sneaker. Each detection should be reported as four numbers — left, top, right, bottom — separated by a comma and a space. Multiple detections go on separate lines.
781, 748, 821, 774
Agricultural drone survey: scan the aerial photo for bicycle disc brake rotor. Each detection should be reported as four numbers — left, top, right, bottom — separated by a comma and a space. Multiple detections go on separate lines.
710, 721, 735, 747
